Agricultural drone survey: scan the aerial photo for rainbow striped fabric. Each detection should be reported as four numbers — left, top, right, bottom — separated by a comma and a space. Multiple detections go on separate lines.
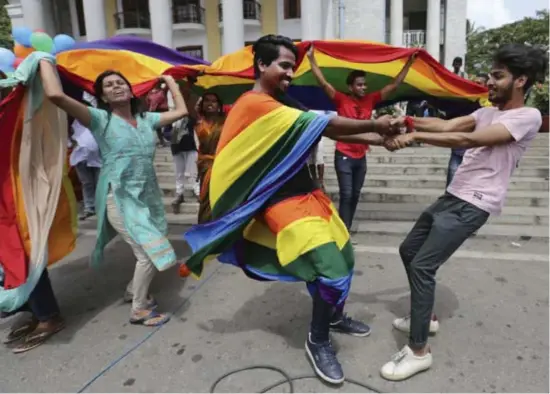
189, 40, 488, 111
183, 92, 353, 305
53, 37, 487, 111
0, 53, 77, 310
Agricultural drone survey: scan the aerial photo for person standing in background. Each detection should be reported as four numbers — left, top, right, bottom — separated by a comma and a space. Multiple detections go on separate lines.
307, 45, 417, 230
146, 83, 170, 147
69, 100, 102, 220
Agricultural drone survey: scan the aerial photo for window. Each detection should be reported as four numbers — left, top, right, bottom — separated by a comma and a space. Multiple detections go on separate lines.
284, 0, 300, 19
75, 0, 86, 36
177, 46, 204, 59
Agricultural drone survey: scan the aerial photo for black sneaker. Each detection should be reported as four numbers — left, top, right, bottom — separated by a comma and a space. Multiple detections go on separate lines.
330, 314, 371, 337
79, 211, 95, 221
305, 334, 344, 384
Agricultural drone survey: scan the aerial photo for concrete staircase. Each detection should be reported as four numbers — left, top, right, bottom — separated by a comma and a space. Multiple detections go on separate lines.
151, 133, 549, 241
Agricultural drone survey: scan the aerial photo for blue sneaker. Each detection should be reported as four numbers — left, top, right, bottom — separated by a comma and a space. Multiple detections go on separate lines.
305, 334, 344, 384
330, 314, 371, 337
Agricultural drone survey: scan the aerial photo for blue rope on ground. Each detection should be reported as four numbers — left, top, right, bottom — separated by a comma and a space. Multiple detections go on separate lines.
76, 266, 222, 393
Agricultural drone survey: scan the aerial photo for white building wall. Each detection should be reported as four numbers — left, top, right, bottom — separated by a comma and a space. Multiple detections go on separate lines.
340, 0, 385, 42
173, 31, 208, 57
276, 0, 301, 40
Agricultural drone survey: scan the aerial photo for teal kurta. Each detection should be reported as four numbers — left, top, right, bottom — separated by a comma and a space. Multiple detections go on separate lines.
88, 107, 176, 271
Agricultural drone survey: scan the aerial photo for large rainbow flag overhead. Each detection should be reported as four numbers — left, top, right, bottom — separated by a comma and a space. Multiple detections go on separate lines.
189, 40, 488, 112
52, 37, 487, 111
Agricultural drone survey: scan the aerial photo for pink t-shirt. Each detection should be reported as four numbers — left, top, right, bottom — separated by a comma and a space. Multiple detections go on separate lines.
447, 106, 542, 215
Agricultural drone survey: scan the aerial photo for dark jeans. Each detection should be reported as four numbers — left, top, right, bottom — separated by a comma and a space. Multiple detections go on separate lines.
310, 288, 343, 343
11, 270, 60, 322
446, 151, 464, 187
75, 163, 100, 213
399, 193, 489, 349
334, 151, 367, 230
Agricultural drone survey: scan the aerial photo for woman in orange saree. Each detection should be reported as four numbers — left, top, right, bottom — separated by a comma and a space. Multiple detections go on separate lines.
194, 92, 226, 223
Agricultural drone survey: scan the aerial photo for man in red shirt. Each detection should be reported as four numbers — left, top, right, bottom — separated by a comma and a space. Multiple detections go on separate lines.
307, 46, 417, 230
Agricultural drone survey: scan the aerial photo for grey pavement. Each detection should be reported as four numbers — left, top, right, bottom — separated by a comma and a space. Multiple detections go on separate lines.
0, 229, 548, 393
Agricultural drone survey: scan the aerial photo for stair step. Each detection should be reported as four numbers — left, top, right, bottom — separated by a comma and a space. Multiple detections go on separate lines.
158, 184, 549, 208
154, 172, 549, 191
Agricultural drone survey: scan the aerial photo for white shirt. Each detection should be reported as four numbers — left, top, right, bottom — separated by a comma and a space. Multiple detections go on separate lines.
69, 120, 102, 167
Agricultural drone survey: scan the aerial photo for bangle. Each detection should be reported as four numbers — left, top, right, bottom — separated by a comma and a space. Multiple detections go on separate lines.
404, 116, 414, 133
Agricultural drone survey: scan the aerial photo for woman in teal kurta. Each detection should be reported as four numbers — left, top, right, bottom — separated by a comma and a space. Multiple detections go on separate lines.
39, 61, 189, 326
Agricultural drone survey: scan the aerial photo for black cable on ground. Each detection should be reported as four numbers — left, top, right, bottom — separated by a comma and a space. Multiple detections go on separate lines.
210, 365, 385, 393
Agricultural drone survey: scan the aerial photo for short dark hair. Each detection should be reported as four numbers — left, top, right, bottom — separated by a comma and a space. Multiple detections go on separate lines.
453, 57, 463, 64
493, 44, 548, 92
252, 34, 298, 78
346, 70, 366, 85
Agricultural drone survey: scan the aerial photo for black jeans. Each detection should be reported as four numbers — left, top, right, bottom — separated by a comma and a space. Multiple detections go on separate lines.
334, 151, 367, 230
399, 193, 489, 349
12, 270, 61, 322
310, 289, 343, 343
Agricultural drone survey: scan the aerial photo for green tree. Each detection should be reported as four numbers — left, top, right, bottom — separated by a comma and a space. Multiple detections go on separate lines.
0, 0, 13, 50
466, 9, 549, 73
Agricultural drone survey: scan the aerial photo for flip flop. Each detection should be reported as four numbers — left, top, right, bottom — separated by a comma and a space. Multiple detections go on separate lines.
12, 321, 65, 354
3, 318, 39, 345
129, 310, 170, 327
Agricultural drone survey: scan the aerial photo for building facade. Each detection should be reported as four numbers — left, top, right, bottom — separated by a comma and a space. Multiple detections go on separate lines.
5, 0, 466, 67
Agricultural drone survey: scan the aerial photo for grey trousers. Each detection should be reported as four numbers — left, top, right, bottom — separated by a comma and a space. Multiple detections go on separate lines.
399, 193, 489, 349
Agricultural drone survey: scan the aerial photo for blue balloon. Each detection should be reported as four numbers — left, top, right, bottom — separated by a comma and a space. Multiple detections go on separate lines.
12, 27, 33, 47
53, 34, 76, 53
0, 64, 15, 74
0, 48, 16, 67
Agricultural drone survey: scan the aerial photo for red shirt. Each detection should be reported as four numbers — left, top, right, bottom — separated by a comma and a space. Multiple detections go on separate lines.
333, 90, 382, 159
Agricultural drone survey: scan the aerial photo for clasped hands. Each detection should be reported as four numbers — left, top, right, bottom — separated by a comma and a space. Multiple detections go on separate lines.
376, 115, 416, 152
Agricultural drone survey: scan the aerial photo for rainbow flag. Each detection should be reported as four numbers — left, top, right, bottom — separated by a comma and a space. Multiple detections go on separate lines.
183, 92, 353, 304
56, 36, 207, 96
0, 53, 78, 311
189, 40, 488, 112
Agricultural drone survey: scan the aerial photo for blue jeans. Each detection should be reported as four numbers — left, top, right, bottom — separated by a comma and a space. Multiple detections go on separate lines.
3, 270, 61, 322
334, 151, 367, 230
75, 163, 100, 213
446, 151, 464, 188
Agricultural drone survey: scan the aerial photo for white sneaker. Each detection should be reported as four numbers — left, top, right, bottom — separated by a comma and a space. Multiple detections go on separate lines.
392, 316, 439, 334
380, 345, 433, 381
193, 182, 200, 198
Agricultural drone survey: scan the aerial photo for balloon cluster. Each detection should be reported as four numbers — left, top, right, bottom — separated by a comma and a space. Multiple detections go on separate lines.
0, 27, 77, 76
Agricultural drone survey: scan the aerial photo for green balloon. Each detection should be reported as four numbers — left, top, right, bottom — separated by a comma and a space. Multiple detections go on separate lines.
30, 32, 54, 53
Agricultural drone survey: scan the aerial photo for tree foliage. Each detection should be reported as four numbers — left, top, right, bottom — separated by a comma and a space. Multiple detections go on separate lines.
466, 9, 549, 73
0, 0, 12, 50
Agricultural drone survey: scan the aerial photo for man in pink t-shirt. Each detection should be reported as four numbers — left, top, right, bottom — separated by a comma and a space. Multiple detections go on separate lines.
377, 44, 546, 382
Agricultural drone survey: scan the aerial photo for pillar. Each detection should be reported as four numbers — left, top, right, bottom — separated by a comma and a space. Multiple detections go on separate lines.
82, 0, 108, 41
426, 0, 441, 60
149, 0, 173, 48
20, 0, 55, 35
390, 0, 403, 47
301, 0, 323, 40
322, 0, 336, 39
221, 0, 244, 54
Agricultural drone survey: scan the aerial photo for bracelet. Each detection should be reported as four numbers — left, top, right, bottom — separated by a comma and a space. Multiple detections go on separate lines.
404, 116, 415, 133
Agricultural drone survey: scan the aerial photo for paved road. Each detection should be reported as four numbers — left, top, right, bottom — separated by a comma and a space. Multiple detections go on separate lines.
1, 230, 548, 393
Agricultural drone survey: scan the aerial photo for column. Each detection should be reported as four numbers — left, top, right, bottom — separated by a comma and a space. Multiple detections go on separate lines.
322, 0, 335, 39
301, 0, 323, 40
82, 0, 108, 41
390, 0, 403, 47
221, 0, 244, 54
426, 0, 441, 60
149, 0, 173, 48
20, 0, 49, 32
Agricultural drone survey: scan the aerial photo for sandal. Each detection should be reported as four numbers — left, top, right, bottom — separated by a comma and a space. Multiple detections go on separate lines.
123, 292, 158, 310
3, 317, 39, 345
129, 310, 170, 327
12, 320, 65, 354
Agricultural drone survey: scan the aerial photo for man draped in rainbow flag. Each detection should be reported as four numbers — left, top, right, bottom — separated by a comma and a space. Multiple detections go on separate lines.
183, 35, 398, 384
